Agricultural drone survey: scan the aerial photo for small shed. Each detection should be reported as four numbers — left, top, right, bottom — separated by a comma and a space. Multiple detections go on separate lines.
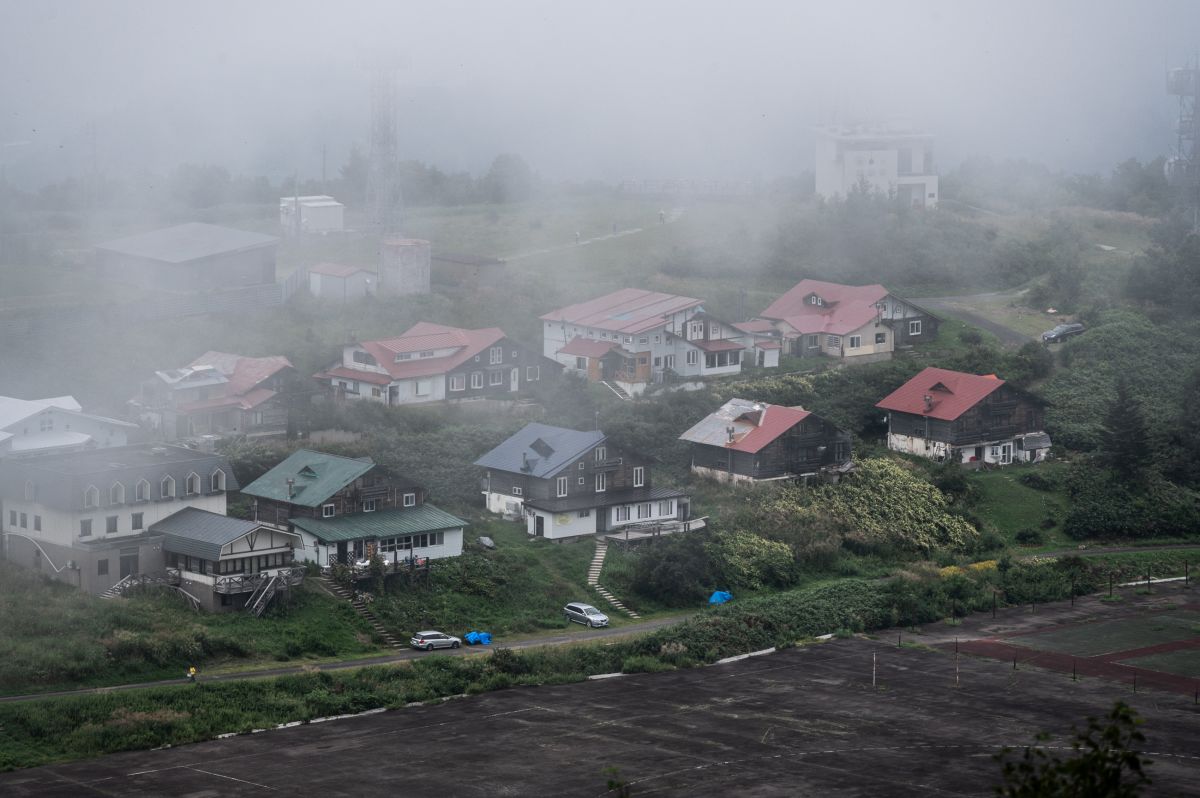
307, 263, 376, 302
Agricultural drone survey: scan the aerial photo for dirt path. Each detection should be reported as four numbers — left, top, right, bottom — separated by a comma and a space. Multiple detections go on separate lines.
500, 206, 684, 262
915, 289, 1035, 347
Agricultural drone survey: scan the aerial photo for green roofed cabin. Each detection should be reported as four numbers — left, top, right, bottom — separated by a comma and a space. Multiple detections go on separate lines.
239, 449, 464, 567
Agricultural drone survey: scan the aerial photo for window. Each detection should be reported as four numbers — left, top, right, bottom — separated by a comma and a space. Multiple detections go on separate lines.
33, 515, 41, 531
638, 337, 648, 345
449, 374, 466, 391
161, 475, 175, 499
578, 476, 585, 485
211, 469, 226, 492
615, 505, 630, 522
633, 466, 644, 487
322, 504, 336, 518
185, 473, 200, 496
595, 446, 606, 462
19, 512, 27, 529
526, 365, 540, 381
97, 559, 108, 576
826, 335, 841, 348
808, 294, 824, 306
575, 356, 587, 370
106, 516, 118, 534
510, 486, 523, 497
371, 387, 382, 398
806, 335, 819, 348
849, 335, 861, 349
688, 321, 704, 339
577, 509, 590, 518
557, 476, 568, 497
664, 354, 675, 369
80, 519, 92, 538
471, 372, 483, 389
705, 353, 716, 369
637, 502, 652, 519
83, 485, 99, 508
352, 350, 376, 365
710, 323, 720, 338
403, 492, 416, 507
875, 332, 887, 345
40, 415, 53, 432
132, 512, 143, 530
419, 350, 434, 359
357, 498, 375, 513
488, 371, 504, 386
135, 479, 149, 501
8, 510, 14, 526
595, 472, 607, 492
489, 346, 503, 364
415, 378, 433, 396
909, 320, 922, 336
658, 500, 674, 515
686, 350, 699, 366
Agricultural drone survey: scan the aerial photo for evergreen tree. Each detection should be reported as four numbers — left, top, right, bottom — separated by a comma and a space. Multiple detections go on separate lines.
1099, 377, 1154, 484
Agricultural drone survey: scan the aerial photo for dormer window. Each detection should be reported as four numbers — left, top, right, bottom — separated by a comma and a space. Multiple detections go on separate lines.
83, 485, 99, 508
185, 473, 200, 496
352, 350, 377, 366
24, 480, 34, 501
161, 475, 175, 499
110, 482, 125, 505
419, 350, 434, 358
211, 469, 226, 492
135, 479, 150, 501
808, 294, 824, 306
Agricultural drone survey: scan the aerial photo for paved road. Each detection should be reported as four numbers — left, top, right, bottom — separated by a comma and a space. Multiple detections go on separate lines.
501, 207, 684, 262
6, 599, 1200, 796
0, 613, 690, 704
915, 290, 1034, 347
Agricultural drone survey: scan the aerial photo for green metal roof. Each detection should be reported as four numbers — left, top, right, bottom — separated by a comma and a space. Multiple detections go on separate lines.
289, 503, 467, 543
239, 449, 374, 508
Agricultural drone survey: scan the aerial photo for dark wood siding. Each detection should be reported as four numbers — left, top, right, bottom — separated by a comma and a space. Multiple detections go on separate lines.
890, 384, 1044, 446
690, 413, 852, 479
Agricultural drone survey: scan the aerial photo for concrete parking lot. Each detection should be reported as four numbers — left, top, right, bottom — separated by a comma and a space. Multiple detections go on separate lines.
4, 635, 1199, 797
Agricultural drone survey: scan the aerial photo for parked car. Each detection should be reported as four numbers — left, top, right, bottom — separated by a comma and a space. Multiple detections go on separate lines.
410, 631, 462, 651
563, 602, 610, 628
1041, 322, 1085, 344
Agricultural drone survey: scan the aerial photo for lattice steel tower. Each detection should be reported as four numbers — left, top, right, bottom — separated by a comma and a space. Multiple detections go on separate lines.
1166, 61, 1200, 227
366, 66, 404, 235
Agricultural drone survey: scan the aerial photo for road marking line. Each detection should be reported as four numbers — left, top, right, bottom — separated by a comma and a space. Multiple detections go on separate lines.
186, 766, 277, 790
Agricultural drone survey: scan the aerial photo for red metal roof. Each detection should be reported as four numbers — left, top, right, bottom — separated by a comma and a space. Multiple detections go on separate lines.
540, 288, 704, 334
179, 387, 278, 413
678, 398, 812, 454
328, 323, 508, 382
181, 352, 293, 411
754, 340, 782, 350
690, 339, 745, 353
558, 337, 620, 358
732, 319, 775, 334
760, 279, 889, 336
875, 367, 1005, 422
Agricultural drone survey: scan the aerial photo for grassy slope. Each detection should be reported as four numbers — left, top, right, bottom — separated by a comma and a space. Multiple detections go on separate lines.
969, 463, 1070, 548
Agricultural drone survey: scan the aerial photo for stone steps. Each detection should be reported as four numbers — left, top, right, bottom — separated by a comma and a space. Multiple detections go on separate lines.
318, 577, 405, 649
587, 538, 640, 619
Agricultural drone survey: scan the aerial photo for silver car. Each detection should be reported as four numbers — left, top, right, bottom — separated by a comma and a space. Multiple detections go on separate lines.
410, 631, 462, 651
564, 602, 610, 628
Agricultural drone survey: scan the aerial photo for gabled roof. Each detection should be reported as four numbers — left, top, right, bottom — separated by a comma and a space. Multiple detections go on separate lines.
540, 288, 704, 334
0, 395, 133, 433
679, 398, 813, 454
151, 507, 287, 561
290, 504, 466, 543
95, 223, 277, 264
337, 323, 509, 382
239, 449, 375, 507
187, 352, 293, 396
558, 337, 620, 358
308, 262, 373, 278
732, 319, 775, 334
760, 279, 889, 336
875, 367, 1005, 422
474, 422, 605, 479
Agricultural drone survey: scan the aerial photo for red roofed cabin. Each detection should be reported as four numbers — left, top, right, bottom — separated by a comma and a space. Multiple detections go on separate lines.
678, 398, 852, 485
316, 322, 558, 406
875, 367, 1050, 466
756, 279, 938, 362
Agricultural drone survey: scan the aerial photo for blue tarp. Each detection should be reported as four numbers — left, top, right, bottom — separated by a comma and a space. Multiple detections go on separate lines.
709, 591, 732, 605
464, 631, 493, 645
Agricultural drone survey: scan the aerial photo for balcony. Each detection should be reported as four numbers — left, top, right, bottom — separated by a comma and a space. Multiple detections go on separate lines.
213, 566, 305, 595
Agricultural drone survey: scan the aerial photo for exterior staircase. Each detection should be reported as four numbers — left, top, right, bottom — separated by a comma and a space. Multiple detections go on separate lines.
587, 538, 640, 619
100, 574, 135, 599
317, 576, 405, 649
600, 381, 632, 401
246, 575, 280, 617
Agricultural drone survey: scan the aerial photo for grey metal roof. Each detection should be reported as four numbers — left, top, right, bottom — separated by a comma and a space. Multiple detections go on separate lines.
289, 504, 467, 543
0, 443, 239, 512
473, 423, 605, 479
1018, 432, 1052, 449
151, 507, 265, 561
95, 223, 277, 264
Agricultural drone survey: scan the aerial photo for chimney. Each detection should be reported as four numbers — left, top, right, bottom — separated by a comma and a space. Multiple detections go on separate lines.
286, 477, 295, 499
923, 394, 933, 412
726, 425, 736, 443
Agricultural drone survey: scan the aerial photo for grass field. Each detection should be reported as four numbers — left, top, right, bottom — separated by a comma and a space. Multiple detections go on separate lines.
1120, 647, 1200, 677
1007, 610, 1200, 657
968, 463, 1070, 547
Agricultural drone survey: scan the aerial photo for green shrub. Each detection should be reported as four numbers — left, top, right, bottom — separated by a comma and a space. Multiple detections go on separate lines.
1014, 528, 1045, 546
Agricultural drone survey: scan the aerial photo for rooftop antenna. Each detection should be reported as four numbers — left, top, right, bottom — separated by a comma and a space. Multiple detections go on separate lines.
1166, 54, 1200, 229
366, 57, 406, 236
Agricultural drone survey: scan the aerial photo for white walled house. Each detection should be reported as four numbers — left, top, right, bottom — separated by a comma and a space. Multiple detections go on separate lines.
280, 195, 345, 234
541, 288, 754, 395
0, 395, 135, 458
474, 422, 690, 540
815, 125, 939, 208
0, 444, 237, 595
315, 322, 554, 406
307, 262, 375, 302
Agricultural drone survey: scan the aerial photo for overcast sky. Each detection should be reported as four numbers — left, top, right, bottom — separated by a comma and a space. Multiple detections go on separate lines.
2, 0, 1198, 186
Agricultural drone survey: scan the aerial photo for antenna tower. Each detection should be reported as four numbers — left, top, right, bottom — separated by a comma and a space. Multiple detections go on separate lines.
367, 65, 404, 235
1166, 58, 1200, 228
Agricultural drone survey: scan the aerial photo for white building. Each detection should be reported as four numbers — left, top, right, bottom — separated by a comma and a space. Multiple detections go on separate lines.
0, 395, 135, 458
279, 195, 345, 234
814, 125, 939, 208
541, 288, 751, 395
307, 262, 376, 302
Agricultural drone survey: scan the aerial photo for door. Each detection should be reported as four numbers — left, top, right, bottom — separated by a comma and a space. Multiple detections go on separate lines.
535, 515, 544, 537
336, 541, 348, 565
510, 367, 520, 392
119, 551, 139, 578
1000, 443, 1013, 465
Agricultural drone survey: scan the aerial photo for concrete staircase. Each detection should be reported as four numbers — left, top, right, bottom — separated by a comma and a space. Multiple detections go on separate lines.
317, 577, 405, 649
587, 538, 640, 619
600, 381, 632, 401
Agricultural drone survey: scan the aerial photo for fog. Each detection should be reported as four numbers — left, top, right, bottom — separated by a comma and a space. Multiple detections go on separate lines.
3, 0, 1199, 186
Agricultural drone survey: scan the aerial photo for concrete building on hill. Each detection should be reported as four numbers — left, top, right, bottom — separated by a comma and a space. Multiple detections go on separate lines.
815, 125, 939, 209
